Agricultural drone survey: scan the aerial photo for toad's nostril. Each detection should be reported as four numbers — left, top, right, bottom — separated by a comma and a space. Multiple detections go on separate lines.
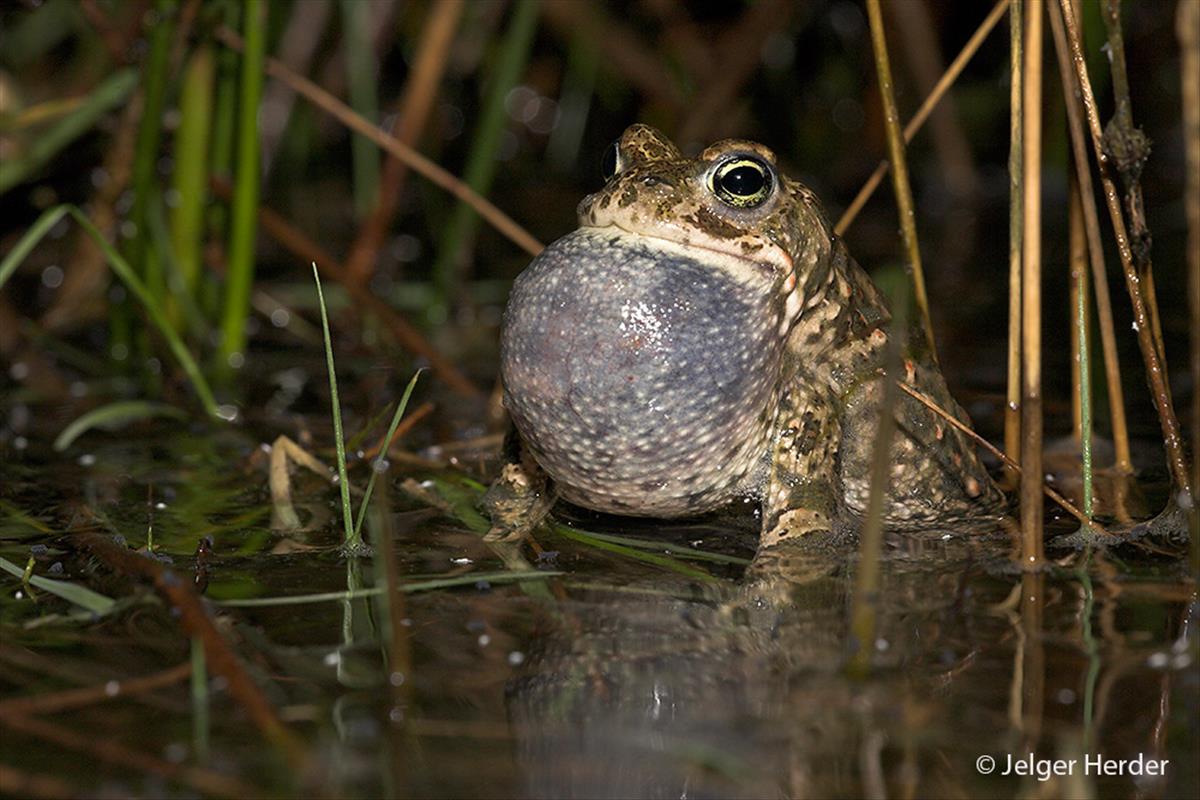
641, 175, 673, 188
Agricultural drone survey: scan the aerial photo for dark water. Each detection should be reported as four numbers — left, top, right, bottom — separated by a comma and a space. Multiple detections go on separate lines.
1, 416, 1196, 800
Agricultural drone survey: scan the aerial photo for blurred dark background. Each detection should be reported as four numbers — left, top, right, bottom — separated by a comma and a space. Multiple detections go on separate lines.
0, 0, 1193, 448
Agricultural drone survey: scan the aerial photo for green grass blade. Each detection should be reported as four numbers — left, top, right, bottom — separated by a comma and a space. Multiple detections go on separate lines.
353, 370, 423, 538
313, 263, 358, 551
217, 0, 267, 373
215, 569, 561, 606
563, 529, 750, 565
68, 207, 220, 417
549, 523, 715, 581
0, 204, 70, 290
54, 400, 187, 451
0, 205, 219, 417
0, 556, 117, 615
0, 69, 139, 194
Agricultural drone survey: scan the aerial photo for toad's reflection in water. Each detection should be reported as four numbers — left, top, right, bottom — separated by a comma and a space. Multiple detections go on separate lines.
505, 538, 985, 799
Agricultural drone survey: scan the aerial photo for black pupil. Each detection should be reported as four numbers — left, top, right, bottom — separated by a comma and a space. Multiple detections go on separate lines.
720, 164, 766, 196
601, 142, 618, 179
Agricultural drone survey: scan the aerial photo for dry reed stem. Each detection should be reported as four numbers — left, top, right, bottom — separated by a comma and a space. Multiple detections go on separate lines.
864, 0, 938, 362
209, 176, 482, 396
836, 0, 1010, 236
344, 0, 465, 285
1047, 0, 1133, 474
1005, 0, 1023, 486
1179, 0, 1200, 567
0, 713, 264, 798
1019, 0, 1045, 568
214, 26, 544, 259
1101, 0, 1169, 379
896, 380, 1108, 536
0, 662, 191, 716
1058, 0, 1192, 499
71, 527, 307, 770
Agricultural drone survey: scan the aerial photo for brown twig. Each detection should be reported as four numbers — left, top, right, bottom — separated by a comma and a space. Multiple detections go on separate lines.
1004, 0, 1023, 487
343, 0, 465, 285
214, 25, 543, 259
896, 381, 1109, 536
1058, 0, 1192, 499
70, 527, 307, 769
209, 176, 482, 397
835, 0, 1010, 236
0, 714, 262, 798
864, 0, 938, 363
1046, 0, 1133, 475
1019, 0, 1045, 568
0, 662, 191, 716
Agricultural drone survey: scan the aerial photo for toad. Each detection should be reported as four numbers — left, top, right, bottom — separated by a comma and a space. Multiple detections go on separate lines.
485, 124, 1003, 571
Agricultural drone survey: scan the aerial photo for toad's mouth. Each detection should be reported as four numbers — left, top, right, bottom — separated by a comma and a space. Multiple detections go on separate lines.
580, 221, 795, 282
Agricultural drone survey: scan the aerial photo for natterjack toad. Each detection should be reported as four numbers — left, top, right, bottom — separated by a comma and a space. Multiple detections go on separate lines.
486, 124, 1003, 568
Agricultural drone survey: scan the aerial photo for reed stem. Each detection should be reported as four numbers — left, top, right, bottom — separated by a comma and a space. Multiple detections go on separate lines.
1047, 0, 1133, 475
1019, 0, 1044, 568
1059, 0, 1193, 500
836, 0, 1010, 237
1004, 0, 1023, 487
217, 0, 266, 376
1070, 176, 1093, 518
1178, 0, 1200, 569
864, 0, 937, 362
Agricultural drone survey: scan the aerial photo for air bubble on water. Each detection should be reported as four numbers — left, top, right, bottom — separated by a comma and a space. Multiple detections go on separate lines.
451, 557, 472, 565
1147, 652, 1169, 668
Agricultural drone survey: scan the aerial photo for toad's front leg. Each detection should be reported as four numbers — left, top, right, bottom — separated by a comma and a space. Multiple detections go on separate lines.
748, 382, 848, 581
481, 426, 555, 542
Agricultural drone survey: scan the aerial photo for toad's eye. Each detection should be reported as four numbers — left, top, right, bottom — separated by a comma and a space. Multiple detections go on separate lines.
710, 157, 773, 208
600, 141, 621, 181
